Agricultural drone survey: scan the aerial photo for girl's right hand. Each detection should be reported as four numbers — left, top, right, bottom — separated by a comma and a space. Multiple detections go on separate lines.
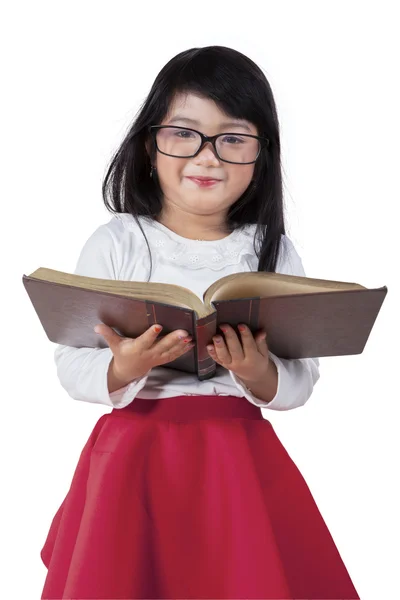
94, 323, 194, 383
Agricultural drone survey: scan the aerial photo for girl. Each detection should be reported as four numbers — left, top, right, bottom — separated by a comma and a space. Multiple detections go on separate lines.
40, 46, 359, 599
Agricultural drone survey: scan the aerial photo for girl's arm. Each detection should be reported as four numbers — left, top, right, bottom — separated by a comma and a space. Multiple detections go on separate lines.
230, 235, 321, 411
54, 219, 151, 408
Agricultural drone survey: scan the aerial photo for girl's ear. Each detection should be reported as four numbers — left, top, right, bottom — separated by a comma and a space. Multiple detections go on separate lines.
145, 138, 151, 158
145, 138, 157, 168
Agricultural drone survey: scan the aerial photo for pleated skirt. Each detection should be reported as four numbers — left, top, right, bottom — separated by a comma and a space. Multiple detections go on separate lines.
40, 394, 359, 599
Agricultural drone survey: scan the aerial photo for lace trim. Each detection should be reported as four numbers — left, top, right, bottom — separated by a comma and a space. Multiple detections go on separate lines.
116, 213, 260, 270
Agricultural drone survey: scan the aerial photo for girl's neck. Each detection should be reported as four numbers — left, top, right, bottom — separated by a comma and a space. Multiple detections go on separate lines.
155, 212, 232, 241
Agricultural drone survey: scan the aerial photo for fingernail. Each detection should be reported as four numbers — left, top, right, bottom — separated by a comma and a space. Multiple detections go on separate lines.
238, 324, 246, 332
154, 325, 162, 333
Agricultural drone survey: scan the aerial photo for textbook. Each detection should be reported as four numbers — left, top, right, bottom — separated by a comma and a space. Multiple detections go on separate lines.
22, 267, 387, 380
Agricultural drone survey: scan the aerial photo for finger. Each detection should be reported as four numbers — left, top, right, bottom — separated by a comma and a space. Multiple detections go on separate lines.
135, 324, 166, 351
94, 323, 124, 350
148, 330, 193, 367
161, 340, 195, 362
137, 325, 188, 352
154, 333, 194, 365
219, 324, 244, 361
254, 330, 269, 358
211, 333, 233, 365
155, 329, 191, 354
237, 323, 260, 357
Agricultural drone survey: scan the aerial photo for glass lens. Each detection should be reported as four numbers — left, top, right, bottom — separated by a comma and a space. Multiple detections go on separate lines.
216, 134, 260, 163
156, 127, 201, 157
155, 127, 261, 163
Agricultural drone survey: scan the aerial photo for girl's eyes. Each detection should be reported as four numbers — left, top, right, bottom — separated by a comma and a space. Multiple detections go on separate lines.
175, 130, 196, 138
220, 135, 245, 144
173, 130, 246, 143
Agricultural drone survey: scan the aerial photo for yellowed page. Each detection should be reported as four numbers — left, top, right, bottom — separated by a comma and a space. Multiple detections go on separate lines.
27, 267, 209, 317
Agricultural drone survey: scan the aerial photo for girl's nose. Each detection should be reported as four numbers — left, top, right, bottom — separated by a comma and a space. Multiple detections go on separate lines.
193, 142, 221, 166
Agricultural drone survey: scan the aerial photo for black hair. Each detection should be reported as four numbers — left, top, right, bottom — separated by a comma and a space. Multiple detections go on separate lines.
101, 45, 286, 281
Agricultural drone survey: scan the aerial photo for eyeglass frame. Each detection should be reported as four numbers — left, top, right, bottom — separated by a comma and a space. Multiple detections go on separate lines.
148, 125, 270, 165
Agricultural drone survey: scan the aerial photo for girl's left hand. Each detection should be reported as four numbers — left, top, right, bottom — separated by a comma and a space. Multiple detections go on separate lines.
207, 323, 270, 383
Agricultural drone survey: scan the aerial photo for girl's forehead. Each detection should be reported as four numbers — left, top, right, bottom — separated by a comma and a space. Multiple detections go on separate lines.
164, 92, 256, 133
167, 92, 238, 119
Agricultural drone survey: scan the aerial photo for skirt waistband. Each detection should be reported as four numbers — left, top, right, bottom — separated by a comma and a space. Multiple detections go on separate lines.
111, 395, 264, 421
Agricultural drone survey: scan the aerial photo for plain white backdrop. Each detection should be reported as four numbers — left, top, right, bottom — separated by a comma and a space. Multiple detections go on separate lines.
2, 1, 399, 598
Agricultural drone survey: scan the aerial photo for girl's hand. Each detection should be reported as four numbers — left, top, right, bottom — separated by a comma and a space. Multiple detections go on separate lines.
94, 323, 194, 384
206, 323, 270, 383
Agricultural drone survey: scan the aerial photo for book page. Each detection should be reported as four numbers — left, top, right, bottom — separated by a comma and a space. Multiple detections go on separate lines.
26, 267, 210, 317
204, 271, 365, 307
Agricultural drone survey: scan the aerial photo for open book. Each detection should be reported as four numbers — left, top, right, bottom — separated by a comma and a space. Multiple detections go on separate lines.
22, 267, 387, 380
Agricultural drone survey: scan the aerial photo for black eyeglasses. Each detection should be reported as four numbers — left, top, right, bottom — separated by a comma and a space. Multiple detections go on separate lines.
149, 125, 269, 165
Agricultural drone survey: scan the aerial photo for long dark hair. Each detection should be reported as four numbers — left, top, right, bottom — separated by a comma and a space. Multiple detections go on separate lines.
101, 45, 285, 281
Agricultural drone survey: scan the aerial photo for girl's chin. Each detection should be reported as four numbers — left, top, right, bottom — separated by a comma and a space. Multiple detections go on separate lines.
175, 196, 228, 213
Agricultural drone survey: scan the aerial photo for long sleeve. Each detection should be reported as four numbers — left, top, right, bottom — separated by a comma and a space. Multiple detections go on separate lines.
230, 235, 321, 411
54, 221, 150, 408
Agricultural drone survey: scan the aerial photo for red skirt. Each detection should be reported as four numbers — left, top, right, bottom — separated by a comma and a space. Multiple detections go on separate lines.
40, 394, 359, 599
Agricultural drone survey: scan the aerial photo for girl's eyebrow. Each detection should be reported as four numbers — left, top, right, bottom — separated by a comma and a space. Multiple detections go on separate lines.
167, 115, 252, 133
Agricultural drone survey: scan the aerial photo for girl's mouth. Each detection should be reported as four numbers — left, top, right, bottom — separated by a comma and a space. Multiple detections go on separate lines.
186, 176, 221, 188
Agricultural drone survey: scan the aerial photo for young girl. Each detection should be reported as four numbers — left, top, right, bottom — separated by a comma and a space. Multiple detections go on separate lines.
40, 46, 359, 599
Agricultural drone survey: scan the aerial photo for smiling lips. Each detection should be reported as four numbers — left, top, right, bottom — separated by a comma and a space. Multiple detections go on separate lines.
186, 176, 221, 187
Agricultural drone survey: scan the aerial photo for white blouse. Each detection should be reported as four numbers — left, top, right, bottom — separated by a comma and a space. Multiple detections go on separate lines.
54, 213, 320, 411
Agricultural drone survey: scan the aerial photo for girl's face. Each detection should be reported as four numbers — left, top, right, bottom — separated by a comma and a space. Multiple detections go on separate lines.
153, 93, 257, 221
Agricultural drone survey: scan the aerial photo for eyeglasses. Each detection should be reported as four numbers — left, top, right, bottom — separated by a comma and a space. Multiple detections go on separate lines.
149, 125, 269, 165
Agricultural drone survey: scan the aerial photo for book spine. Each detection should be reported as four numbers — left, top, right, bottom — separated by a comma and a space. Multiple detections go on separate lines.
195, 313, 217, 379
144, 301, 197, 374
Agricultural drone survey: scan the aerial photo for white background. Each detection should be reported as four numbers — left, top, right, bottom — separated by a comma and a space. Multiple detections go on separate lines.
2, 1, 399, 598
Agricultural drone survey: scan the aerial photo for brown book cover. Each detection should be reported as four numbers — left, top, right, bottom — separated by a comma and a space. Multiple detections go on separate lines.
22, 267, 388, 380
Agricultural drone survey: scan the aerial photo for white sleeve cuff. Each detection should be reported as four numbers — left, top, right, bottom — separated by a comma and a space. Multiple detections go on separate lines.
108, 373, 151, 408
230, 352, 320, 411
105, 353, 151, 408
54, 344, 150, 408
